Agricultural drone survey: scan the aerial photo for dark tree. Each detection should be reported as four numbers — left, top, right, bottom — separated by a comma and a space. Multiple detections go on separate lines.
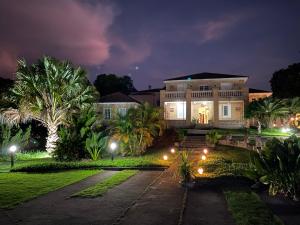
93, 74, 137, 96
270, 63, 300, 98
0, 77, 13, 94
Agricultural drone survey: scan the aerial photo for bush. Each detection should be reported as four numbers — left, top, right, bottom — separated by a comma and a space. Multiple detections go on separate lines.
178, 151, 192, 183
85, 132, 107, 160
250, 135, 300, 200
54, 107, 99, 161
0, 124, 31, 155
206, 130, 222, 147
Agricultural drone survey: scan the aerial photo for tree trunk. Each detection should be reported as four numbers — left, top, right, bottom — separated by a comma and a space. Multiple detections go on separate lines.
257, 121, 262, 134
46, 124, 59, 153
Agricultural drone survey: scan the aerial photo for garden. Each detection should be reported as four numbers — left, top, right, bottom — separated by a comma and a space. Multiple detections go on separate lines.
1, 56, 300, 225
0, 57, 175, 209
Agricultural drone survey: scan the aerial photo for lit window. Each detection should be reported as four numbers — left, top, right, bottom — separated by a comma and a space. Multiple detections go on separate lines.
104, 108, 112, 120
223, 105, 229, 116
118, 108, 127, 116
219, 103, 231, 119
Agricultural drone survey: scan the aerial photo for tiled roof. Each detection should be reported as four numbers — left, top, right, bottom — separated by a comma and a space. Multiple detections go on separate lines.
165, 72, 248, 81
98, 92, 140, 103
249, 88, 271, 93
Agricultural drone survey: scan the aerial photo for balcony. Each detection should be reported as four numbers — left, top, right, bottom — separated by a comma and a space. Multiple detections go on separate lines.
165, 91, 185, 99
163, 89, 244, 100
191, 91, 213, 98
218, 90, 242, 97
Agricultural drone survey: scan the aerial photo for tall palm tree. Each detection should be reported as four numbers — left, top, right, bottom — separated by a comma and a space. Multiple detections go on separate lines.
246, 97, 287, 133
110, 103, 164, 155
0, 56, 95, 153
135, 102, 165, 152
286, 97, 300, 127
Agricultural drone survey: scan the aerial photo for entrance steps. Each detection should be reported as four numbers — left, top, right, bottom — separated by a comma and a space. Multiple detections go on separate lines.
179, 135, 208, 150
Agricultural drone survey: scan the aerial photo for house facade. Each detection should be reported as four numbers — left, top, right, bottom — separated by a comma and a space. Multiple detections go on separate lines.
160, 73, 249, 128
96, 92, 140, 121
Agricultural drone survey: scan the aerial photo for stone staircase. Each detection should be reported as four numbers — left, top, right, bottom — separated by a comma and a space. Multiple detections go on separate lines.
179, 135, 208, 150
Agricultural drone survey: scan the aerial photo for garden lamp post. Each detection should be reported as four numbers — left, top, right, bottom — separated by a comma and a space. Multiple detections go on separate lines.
9, 145, 17, 168
110, 142, 117, 161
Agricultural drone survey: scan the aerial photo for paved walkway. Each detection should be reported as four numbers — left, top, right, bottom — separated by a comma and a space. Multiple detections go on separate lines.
0, 150, 237, 225
260, 193, 300, 225
0, 170, 161, 225
116, 162, 184, 225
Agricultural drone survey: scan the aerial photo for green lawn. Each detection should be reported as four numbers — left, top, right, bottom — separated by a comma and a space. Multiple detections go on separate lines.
72, 170, 138, 198
194, 145, 251, 178
224, 190, 283, 225
0, 170, 100, 208
215, 128, 294, 137
8, 150, 173, 172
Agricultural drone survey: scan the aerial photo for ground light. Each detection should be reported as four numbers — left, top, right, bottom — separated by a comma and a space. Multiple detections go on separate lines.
163, 155, 168, 160
170, 148, 175, 154
201, 155, 206, 160
9, 145, 17, 168
281, 127, 291, 133
110, 142, 117, 161
198, 168, 204, 175
203, 148, 208, 154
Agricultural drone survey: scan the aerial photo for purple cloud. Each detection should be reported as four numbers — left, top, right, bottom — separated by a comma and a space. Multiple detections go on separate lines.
0, 0, 115, 77
196, 15, 244, 44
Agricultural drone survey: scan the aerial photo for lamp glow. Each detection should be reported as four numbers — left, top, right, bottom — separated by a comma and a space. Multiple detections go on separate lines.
170, 148, 175, 154
198, 168, 204, 175
201, 155, 206, 160
163, 155, 168, 160
110, 142, 117, 151
9, 145, 17, 153
281, 128, 291, 133
203, 148, 208, 154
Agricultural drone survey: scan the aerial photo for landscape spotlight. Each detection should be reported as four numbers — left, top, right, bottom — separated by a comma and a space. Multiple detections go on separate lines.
203, 148, 208, 154
170, 148, 175, 154
201, 155, 206, 160
281, 128, 291, 133
9, 145, 17, 168
163, 155, 168, 160
110, 142, 118, 161
198, 168, 204, 175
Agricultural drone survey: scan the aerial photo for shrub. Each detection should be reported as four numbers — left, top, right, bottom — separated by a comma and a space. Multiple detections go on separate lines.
54, 107, 98, 161
206, 130, 222, 147
85, 132, 108, 160
178, 151, 192, 183
250, 135, 300, 200
0, 124, 31, 155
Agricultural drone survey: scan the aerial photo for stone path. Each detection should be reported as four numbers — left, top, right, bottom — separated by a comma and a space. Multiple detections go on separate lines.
0, 170, 161, 225
260, 193, 300, 225
0, 144, 238, 225
116, 162, 184, 225
183, 188, 235, 225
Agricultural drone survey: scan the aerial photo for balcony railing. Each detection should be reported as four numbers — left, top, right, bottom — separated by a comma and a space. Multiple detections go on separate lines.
218, 90, 242, 97
191, 91, 213, 98
163, 89, 244, 99
165, 91, 185, 99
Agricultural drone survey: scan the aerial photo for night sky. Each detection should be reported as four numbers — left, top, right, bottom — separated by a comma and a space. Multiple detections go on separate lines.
0, 0, 299, 90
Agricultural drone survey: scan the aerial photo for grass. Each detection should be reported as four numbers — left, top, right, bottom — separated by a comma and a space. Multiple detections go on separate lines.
9, 150, 173, 172
215, 128, 294, 137
224, 190, 283, 225
15, 151, 50, 160
193, 145, 251, 178
72, 170, 138, 198
0, 170, 100, 208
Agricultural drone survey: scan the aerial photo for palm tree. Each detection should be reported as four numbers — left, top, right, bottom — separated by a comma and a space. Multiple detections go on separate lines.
286, 97, 300, 127
0, 56, 95, 153
246, 97, 287, 133
135, 102, 165, 152
110, 103, 164, 155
